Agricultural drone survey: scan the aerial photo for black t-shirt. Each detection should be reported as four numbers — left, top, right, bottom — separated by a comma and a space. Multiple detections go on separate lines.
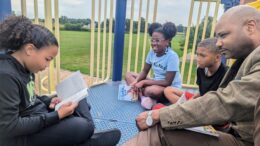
196, 63, 227, 96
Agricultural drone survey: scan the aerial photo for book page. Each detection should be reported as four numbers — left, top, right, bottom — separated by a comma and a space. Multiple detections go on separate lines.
185, 126, 219, 137
177, 93, 219, 137
118, 84, 137, 101
55, 71, 88, 110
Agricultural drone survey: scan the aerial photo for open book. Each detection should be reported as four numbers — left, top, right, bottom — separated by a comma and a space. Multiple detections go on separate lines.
177, 93, 219, 137
185, 126, 219, 137
55, 71, 88, 110
118, 84, 138, 101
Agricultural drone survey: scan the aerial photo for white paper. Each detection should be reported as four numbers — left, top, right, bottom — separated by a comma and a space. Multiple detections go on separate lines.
176, 93, 187, 104
118, 84, 137, 101
55, 71, 88, 110
185, 126, 219, 137
177, 94, 219, 137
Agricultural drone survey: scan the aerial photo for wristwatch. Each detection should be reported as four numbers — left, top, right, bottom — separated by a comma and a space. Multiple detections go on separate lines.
146, 111, 153, 127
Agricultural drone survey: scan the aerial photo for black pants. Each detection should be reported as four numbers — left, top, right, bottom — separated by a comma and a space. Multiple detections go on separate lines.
2, 100, 95, 146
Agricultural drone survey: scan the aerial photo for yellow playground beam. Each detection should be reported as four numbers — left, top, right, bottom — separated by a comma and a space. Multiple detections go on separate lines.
248, 0, 260, 9
141, 0, 150, 68
44, 0, 55, 94
181, 0, 194, 82
54, 0, 60, 84
105, 0, 114, 80
134, 0, 143, 73
187, 1, 202, 85
102, 0, 108, 80
21, 0, 27, 16
127, 0, 135, 72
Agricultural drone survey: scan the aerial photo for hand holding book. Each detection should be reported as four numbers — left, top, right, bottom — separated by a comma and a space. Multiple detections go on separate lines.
57, 102, 78, 119
49, 97, 61, 109
54, 71, 88, 110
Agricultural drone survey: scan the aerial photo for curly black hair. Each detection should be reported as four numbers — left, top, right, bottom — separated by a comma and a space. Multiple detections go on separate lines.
154, 22, 176, 40
152, 22, 177, 47
0, 16, 58, 52
148, 22, 162, 37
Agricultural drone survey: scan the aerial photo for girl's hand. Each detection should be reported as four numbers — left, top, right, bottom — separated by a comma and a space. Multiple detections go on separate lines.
130, 80, 138, 87
135, 80, 144, 88
49, 97, 62, 109
57, 102, 78, 119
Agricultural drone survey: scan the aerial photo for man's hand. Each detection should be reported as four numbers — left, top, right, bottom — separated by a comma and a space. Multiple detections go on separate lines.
49, 97, 61, 109
136, 109, 160, 130
57, 102, 78, 119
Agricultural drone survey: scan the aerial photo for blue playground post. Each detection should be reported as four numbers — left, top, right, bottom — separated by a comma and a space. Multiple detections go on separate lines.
0, 0, 12, 22
112, 0, 127, 81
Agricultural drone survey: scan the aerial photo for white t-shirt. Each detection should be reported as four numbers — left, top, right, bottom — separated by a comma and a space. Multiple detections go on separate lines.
146, 47, 182, 88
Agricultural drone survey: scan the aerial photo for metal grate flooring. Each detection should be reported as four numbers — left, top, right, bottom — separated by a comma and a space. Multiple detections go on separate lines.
87, 81, 198, 145
87, 81, 144, 145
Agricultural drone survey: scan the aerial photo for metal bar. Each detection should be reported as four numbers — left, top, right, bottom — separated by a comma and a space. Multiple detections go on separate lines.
102, 0, 107, 80
90, 0, 95, 82
21, 0, 27, 17
54, 0, 60, 83
34, 0, 39, 24
201, 0, 210, 40
112, 0, 127, 81
180, 0, 194, 82
127, 0, 135, 72
152, 0, 158, 22
96, 0, 102, 81
193, 0, 210, 85
44, 0, 55, 93
210, 0, 220, 37
141, 0, 150, 68
187, 1, 202, 84
105, 0, 114, 79
134, 0, 142, 72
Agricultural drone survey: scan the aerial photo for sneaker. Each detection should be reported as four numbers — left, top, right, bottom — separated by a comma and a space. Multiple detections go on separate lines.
140, 96, 156, 110
81, 128, 121, 146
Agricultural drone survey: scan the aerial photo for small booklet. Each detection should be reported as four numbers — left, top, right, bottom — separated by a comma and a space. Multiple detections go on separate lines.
118, 84, 138, 101
177, 93, 219, 137
55, 71, 88, 110
185, 126, 219, 137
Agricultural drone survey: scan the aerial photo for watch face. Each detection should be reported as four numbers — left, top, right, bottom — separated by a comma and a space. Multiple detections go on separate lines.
146, 116, 153, 126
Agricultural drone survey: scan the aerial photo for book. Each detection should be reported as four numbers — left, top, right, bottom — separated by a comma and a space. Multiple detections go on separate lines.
118, 84, 138, 101
185, 125, 219, 137
177, 93, 219, 137
55, 71, 88, 110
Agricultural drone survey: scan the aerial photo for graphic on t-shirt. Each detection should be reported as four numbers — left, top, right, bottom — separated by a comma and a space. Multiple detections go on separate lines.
26, 78, 36, 104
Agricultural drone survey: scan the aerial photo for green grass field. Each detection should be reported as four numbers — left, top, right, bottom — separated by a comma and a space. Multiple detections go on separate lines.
60, 30, 196, 83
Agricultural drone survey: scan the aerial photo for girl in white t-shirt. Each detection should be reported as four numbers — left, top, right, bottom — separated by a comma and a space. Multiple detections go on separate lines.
125, 22, 181, 109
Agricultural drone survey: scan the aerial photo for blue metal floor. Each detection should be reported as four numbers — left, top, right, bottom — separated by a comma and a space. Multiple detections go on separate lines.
87, 81, 198, 145
87, 81, 144, 145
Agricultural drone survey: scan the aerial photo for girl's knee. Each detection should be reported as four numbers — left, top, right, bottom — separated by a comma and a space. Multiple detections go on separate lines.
164, 87, 173, 94
143, 86, 160, 97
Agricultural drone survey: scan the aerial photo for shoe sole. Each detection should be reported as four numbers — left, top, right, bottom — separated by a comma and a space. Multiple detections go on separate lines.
86, 128, 121, 146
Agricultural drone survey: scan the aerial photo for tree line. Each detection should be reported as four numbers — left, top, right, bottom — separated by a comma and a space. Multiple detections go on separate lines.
57, 16, 213, 51
58, 16, 185, 33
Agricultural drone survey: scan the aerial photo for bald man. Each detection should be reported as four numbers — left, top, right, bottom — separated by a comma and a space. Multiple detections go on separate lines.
123, 5, 260, 146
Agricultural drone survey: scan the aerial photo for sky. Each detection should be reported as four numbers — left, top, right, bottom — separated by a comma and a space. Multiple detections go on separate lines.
11, 0, 225, 26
